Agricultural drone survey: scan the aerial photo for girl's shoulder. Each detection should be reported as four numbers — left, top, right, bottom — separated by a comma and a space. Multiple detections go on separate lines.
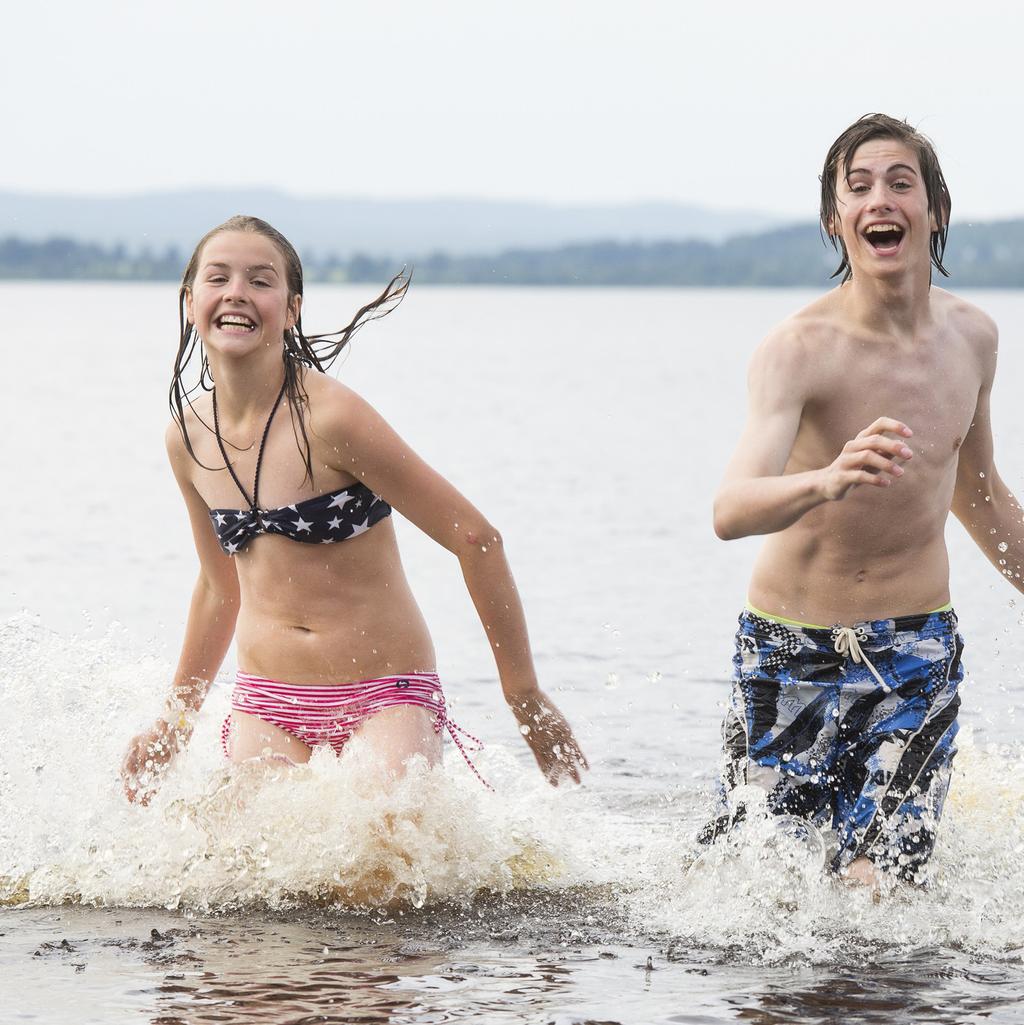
302, 371, 379, 438
165, 393, 213, 464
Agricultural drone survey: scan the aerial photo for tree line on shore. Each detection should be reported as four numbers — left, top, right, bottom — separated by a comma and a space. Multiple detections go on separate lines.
2, 220, 1022, 287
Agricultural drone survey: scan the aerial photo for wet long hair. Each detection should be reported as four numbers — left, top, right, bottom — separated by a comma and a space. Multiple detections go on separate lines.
819, 113, 951, 284
170, 215, 409, 483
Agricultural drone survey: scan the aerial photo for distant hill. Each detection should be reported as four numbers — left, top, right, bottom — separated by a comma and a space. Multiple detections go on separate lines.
2, 220, 1021, 287
0, 189, 784, 257
392, 221, 1023, 287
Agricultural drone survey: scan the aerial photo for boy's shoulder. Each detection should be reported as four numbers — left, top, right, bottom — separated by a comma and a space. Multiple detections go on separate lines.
930, 287, 998, 350
751, 294, 841, 376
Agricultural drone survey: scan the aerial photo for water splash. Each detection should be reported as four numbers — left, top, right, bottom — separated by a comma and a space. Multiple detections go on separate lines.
3, 611, 1024, 971
621, 730, 1024, 965
0, 614, 599, 913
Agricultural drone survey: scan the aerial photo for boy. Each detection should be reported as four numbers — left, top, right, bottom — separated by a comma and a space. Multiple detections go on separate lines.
707, 113, 1023, 885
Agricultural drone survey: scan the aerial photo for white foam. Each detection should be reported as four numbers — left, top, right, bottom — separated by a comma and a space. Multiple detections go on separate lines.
4, 611, 1023, 968
622, 729, 1024, 964
0, 613, 605, 913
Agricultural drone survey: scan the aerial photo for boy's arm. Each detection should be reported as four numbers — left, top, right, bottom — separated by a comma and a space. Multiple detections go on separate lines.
951, 327, 1024, 592
714, 329, 913, 541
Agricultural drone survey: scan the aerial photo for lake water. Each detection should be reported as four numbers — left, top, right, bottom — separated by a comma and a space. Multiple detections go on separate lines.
3, 283, 1024, 1024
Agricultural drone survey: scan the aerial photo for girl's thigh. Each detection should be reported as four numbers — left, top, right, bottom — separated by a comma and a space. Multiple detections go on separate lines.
353, 704, 443, 775
227, 709, 313, 764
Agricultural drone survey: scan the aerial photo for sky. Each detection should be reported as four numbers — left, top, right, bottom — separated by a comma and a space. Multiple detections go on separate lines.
4, 0, 1024, 221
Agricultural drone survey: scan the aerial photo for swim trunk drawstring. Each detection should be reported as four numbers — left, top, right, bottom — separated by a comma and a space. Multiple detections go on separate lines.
832, 625, 891, 692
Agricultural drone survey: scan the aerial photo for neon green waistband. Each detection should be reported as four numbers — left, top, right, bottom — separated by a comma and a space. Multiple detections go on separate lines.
744, 600, 953, 631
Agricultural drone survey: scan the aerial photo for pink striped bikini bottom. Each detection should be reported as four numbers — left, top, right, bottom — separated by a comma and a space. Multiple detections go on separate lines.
222, 670, 489, 786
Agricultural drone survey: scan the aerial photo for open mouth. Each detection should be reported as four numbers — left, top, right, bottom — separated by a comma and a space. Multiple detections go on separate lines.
216, 314, 257, 333
863, 223, 904, 253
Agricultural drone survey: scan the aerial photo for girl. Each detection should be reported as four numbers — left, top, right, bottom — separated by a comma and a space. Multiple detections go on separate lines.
121, 216, 586, 803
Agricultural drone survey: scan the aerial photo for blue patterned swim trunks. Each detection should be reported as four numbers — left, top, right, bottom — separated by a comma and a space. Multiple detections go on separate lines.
701, 607, 964, 880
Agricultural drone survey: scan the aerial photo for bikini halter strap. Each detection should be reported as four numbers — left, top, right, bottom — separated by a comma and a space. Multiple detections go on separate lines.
212, 378, 288, 512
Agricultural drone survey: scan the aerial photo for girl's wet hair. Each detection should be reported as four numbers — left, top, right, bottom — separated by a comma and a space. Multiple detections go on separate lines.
819, 113, 951, 284
170, 215, 409, 482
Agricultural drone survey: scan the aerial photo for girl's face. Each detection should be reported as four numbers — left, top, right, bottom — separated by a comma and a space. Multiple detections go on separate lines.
186, 231, 300, 359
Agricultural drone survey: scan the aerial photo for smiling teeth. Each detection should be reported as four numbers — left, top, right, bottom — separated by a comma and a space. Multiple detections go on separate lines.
865, 224, 902, 234
219, 315, 254, 327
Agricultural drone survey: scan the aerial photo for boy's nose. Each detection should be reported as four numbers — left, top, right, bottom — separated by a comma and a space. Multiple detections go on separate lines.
867, 185, 894, 211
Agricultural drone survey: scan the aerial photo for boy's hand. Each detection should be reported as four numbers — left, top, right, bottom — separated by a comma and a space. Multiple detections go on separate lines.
509, 689, 589, 785
821, 417, 914, 501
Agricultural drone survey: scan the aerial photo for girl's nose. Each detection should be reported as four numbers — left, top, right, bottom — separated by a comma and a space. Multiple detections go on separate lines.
224, 277, 250, 302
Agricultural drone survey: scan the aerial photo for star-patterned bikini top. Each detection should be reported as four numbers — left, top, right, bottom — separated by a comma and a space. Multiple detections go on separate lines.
208, 380, 392, 556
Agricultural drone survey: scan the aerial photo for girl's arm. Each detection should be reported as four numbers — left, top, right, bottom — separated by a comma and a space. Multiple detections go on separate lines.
121, 424, 240, 804
317, 381, 588, 784
457, 524, 587, 784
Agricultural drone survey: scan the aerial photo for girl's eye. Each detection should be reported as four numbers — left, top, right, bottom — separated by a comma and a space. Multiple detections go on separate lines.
892, 180, 911, 190
252, 279, 270, 288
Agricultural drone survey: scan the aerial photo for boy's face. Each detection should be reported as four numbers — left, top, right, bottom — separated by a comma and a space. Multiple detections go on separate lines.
831, 137, 936, 281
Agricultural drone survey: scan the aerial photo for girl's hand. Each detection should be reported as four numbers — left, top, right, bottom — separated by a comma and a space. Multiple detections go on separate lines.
509, 689, 589, 785
120, 718, 187, 805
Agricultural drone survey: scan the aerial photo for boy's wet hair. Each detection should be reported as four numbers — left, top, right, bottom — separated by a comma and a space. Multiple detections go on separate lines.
820, 113, 951, 283
172, 215, 408, 483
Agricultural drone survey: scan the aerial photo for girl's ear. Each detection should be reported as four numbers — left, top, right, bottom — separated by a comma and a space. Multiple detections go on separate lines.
287, 294, 302, 331
184, 288, 195, 325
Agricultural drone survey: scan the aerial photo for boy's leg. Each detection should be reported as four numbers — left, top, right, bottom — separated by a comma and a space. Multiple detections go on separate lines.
699, 612, 840, 844
833, 615, 964, 882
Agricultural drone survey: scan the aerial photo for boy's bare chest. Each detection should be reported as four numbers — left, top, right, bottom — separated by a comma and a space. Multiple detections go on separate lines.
799, 338, 980, 470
